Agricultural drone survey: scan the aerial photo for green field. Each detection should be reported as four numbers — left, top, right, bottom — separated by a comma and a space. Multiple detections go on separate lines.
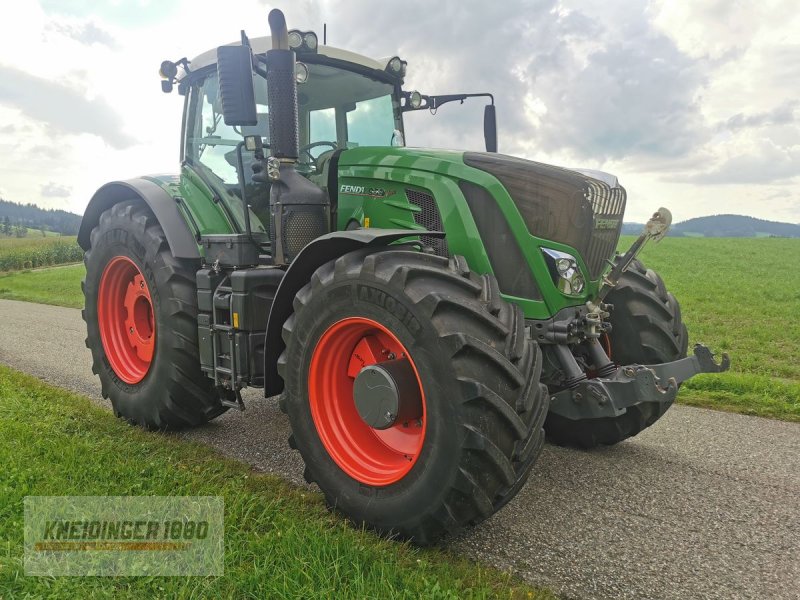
0, 237, 797, 421
623, 236, 800, 420
0, 365, 550, 598
0, 235, 82, 271
0, 264, 84, 308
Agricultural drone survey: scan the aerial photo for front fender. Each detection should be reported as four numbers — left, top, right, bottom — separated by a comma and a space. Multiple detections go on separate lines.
78, 178, 200, 259
263, 229, 436, 396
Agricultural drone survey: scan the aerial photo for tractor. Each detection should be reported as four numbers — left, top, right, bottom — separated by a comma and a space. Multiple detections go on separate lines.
78, 9, 729, 544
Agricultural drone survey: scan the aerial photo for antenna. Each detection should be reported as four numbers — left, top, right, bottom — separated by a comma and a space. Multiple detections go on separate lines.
323, 23, 327, 45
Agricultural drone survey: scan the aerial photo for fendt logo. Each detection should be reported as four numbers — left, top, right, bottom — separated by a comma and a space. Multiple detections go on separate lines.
340, 185, 396, 199
595, 217, 621, 230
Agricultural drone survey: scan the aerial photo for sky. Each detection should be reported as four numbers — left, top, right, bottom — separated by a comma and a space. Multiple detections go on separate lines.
0, 0, 797, 224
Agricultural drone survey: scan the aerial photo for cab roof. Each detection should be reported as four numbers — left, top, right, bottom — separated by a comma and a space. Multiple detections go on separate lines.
178, 36, 388, 80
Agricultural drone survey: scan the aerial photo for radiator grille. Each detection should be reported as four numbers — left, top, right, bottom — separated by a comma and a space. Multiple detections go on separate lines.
584, 181, 626, 278
405, 189, 448, 257
464, 153, 626, 279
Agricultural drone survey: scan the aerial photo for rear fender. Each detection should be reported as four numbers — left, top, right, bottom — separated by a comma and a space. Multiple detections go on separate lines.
263, 229, 436, 396
78, 178, 200, 259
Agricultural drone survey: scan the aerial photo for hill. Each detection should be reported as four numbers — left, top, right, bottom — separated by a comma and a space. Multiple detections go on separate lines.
622, 214, 800, 238
0, 199, 82, 236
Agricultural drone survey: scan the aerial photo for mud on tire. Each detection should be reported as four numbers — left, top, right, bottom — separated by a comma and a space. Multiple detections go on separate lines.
278, 249, 548, 544
82, 200, 225, 429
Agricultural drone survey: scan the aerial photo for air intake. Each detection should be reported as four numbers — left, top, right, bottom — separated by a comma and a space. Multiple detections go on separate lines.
405, 189, 448, 257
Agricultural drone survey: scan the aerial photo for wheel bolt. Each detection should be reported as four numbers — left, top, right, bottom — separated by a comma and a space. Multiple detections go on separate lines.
139, 281, 144, 289
129, 327, 134, 334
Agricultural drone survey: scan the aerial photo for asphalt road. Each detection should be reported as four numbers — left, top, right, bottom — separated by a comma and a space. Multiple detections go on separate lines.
1, 298, 798, 599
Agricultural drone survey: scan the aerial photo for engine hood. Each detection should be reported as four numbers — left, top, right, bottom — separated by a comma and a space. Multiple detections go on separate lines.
336, 147, 626, 279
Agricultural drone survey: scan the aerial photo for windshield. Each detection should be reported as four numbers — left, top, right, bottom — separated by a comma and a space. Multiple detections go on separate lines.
300, 63, 403, 157
183, 61, 402, 230
185, 63, 402, 182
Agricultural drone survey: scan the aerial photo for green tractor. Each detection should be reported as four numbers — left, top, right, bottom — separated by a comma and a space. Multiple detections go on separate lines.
79, 9, 728, 544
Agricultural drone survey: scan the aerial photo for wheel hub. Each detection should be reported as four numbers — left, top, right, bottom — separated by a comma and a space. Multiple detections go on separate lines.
353, 359, 423, 429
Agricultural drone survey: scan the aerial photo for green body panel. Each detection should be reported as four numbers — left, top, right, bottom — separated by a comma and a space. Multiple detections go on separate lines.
141, 169, 240, 259
335, 147, 598, 319
144, 148, 606, 319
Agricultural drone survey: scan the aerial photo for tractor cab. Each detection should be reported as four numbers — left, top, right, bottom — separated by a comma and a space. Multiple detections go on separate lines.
177, 37, 405, 206
165, 34, 495, 248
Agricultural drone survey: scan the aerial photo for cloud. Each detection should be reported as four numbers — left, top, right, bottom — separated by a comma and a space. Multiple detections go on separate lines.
721, 101, 798, 131
279, 0, 709, 163
50, 21, 118, 48
40, 182, 72, 198
0, 65, 135, 149
681, 141, 800, 184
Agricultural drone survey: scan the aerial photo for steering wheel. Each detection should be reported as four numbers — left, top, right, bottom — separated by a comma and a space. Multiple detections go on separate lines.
299, 141, 338, 164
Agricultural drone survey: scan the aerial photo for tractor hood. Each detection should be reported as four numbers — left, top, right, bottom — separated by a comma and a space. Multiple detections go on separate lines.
337, 147, 626, 279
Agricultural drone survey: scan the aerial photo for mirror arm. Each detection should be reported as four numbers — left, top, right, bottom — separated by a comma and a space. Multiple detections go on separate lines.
402, 92, 494, 112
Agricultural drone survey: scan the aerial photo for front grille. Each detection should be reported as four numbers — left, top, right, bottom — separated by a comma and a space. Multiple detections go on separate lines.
464, 153, 626, 279
405, 189, 448, 257
584, 181, 626, 278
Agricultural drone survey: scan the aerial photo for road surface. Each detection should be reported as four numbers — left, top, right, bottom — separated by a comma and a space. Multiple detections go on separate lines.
1, 299, 797, 599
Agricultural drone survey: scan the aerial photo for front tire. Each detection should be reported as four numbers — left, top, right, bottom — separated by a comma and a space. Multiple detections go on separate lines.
278, 250, 548, 544
545, 259, 688, 448
82, 200, 226, 429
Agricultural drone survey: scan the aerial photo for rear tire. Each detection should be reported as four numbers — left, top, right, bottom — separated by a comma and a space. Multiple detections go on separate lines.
82, 200, 226, 429
278, 250, 548, 544
545, 259, 688, 448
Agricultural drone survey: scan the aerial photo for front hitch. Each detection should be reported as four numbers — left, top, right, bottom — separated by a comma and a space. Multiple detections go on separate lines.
548, 344, 730, 421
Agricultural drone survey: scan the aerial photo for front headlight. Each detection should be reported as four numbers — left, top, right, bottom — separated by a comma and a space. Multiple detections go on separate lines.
541, 248, 586, 296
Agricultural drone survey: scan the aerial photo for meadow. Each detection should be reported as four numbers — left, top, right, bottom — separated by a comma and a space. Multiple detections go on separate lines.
626, 236, 799, 420
0, 236, 797, 420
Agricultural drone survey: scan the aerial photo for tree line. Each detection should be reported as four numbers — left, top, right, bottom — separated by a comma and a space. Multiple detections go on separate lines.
0, 198, 82, 236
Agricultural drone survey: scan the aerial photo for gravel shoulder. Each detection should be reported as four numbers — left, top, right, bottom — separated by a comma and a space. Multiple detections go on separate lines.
1, 298, 798, 600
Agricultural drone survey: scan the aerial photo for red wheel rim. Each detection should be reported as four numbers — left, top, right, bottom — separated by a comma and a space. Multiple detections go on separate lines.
308, 317, 427, 486
97, 256, 155, 384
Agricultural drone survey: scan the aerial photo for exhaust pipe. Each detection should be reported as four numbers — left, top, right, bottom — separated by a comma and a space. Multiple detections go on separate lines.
266, 9, 298, 160
266, 9, 329, 264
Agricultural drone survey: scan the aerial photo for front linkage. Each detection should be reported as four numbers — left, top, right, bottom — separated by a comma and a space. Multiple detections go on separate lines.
549, 344, 730, 421
539, 208, 730, 425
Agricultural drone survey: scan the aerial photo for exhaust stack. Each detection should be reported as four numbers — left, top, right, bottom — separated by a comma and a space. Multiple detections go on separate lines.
266, 9, 298, 160
265, 9, 329, 264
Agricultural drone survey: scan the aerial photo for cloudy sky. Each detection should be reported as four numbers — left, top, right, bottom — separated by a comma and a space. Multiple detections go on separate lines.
0, 0, 797, 224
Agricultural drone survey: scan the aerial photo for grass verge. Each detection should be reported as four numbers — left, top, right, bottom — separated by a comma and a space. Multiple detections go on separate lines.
0, 264, 84, 308
0, 365, 552, 599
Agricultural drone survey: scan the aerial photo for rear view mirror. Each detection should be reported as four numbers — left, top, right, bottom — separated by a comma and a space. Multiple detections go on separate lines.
484, 104, 498, 153
216, 45, 257, 126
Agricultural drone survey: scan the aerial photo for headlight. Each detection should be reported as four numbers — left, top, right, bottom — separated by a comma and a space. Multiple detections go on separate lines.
295, 61, 309, 84
541, 248, 586, 296
303, 32, 318, 50
386, 56, 407, 76
288, 31, 303, 49
288, 29, 318, 53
